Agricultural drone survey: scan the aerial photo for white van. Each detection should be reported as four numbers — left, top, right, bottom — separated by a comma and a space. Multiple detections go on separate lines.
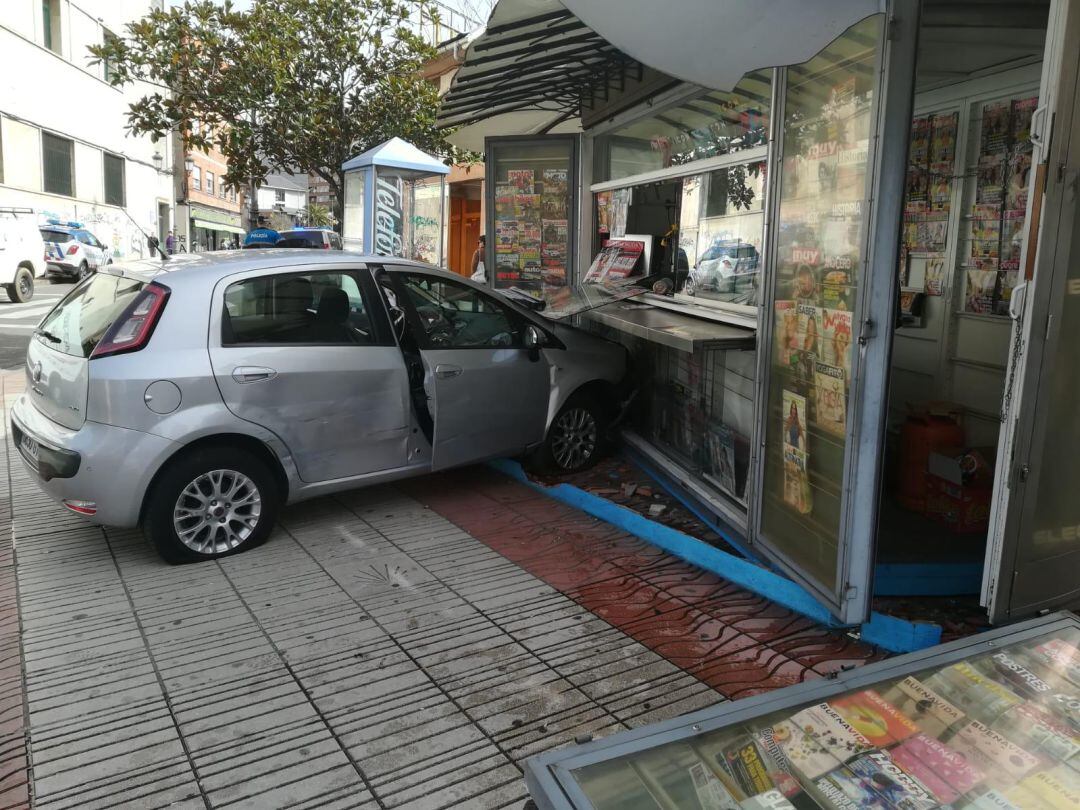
0, 208, 46, 303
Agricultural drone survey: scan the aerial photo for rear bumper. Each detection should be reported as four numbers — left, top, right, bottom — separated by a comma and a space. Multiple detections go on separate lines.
11, 394, 179, 527
45, 262, 78, 276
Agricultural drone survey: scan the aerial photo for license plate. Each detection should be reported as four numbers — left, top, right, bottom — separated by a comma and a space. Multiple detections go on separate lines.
20, 434, 39, 466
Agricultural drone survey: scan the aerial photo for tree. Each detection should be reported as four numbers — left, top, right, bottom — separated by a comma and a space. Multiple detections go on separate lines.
92, 0, 453, 231
304, 203, 335, 229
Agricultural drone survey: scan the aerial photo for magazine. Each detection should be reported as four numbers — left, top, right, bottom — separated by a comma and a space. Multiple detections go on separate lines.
924, 255, 946, 296
541, 168, 568, 219
930, 111, 959, 163
976, 154, 1005, 204
495, 219, 518, 253
507, 169, 534, 192
1006, 149, 1033, 212
541, 220, 568, 260
981, 101, 1011, 155
1011, 96, 1039, 148
814, 362, 846, 437
781, 390, 811, 514
910, 116, 931, 165
821, 308, 853, 377
514, 193, 540, 221
775, 300, 800, 369
707, 423, 738, 496
965, 269, 997, 314
929, 162, 953, 213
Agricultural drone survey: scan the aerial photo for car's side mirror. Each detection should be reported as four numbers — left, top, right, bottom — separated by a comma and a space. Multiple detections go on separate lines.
524, 324, 546, 361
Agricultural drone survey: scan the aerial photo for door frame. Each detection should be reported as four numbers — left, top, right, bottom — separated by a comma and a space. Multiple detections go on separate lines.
750, 0, 921, 624
986, 0, 1080, 621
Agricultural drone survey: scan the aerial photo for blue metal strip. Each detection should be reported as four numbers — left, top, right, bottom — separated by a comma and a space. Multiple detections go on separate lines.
489, 459, 945, 654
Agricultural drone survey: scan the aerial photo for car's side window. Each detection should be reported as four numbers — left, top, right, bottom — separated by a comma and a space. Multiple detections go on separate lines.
397, 273, 523, 349
222, 270, 377, 346
75, 231, 92, 245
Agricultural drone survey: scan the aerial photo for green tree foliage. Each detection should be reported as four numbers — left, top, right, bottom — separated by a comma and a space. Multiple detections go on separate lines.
91, 0, 452, 230
304, 203, 335, 228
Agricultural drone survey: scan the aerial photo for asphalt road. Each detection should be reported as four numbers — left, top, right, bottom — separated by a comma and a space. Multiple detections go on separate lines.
0, 277, 76, 369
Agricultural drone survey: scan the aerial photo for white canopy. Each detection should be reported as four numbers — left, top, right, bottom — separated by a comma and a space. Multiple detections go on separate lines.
439, 0, 884, 150
342, 137, 450, 176
560, 0, 881, 91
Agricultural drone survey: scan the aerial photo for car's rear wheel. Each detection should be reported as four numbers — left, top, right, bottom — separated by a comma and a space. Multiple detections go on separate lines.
526, 391, 608, 475
6, 267, 34, 303
144, 447, 279, 563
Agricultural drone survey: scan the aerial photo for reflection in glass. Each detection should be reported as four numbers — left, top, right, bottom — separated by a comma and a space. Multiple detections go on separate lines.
680, 161, 767, 307
759, 16, 882, 593
596, 72, 772, 183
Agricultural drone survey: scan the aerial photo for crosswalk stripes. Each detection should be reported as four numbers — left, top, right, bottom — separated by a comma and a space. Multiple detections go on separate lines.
0, 283, 73, 332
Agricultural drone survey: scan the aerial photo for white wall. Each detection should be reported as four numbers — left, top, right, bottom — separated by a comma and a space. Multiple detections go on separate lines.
0, 0, 175, 260
256, 186, 306, 212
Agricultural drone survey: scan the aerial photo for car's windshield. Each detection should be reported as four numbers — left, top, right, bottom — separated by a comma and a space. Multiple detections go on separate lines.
277, 233, 322, 248
37, 274, 145, 357
39, 229, 71, 243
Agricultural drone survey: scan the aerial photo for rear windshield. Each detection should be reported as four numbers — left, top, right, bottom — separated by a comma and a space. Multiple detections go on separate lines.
277, 233, 322, 248
39, 229, 71, 243
36, 274, 145, 358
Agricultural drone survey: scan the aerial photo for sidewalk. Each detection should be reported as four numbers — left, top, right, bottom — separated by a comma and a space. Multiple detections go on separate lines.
0, 371, 884, 808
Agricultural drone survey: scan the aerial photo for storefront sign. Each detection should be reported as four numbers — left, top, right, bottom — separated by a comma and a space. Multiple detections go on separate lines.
373, 175, 404, 256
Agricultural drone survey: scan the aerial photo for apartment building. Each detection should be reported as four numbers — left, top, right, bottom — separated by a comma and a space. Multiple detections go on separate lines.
0, 0, 174, 258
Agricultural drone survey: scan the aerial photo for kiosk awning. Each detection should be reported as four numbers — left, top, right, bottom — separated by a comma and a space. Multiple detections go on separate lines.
584, 301, 756, 353
439, 0, 883, 150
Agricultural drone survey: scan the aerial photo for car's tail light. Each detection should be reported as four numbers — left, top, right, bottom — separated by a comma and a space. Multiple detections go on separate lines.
90, 283, 170, 359
322, 243, 330, 249
67, 245, 79, 255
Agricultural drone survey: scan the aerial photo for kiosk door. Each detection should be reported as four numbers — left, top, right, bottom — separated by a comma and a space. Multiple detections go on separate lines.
988, 0, 1080, 622
753, 3, 919, 624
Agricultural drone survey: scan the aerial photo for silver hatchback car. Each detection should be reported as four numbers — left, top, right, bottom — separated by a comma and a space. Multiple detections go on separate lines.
12, 251, 627, 562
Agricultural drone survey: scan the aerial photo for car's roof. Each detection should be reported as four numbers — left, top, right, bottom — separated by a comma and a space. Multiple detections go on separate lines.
105, 249, 442, 285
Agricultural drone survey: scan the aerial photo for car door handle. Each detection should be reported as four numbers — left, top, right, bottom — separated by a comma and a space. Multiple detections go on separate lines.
232, 366, 277, 384
435, 364, 463, 379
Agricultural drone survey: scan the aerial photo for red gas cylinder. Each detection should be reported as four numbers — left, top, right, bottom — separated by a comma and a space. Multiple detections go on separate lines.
897, 405, 965, 513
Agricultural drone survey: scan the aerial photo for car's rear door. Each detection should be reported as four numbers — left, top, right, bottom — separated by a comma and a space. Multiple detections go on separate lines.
386, 268, 550, 470
209, 263, 413, 483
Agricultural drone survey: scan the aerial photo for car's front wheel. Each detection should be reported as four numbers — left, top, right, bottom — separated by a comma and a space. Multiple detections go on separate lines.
143, 447, 279, 563
77, 261, 90, 280
526, 392, 608, 475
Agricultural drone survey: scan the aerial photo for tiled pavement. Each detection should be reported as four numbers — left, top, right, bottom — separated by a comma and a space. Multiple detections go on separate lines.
0, 370, 885, 808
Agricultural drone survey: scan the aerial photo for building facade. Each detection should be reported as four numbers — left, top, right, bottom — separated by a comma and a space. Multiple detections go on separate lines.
0, 0, 174, 259
256, 173, 307, 231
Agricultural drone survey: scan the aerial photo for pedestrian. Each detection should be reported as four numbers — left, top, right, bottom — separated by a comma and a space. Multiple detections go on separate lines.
470, 234, 486, 282
165, 230, 176, 254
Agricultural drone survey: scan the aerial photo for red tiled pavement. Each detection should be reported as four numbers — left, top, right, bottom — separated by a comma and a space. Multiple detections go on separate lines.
404, 465, 888, 701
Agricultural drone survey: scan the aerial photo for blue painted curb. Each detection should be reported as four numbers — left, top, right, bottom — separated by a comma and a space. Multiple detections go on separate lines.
489, 459, 944, 654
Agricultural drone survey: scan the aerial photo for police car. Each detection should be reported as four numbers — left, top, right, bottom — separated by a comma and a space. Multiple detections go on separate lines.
39, 221, 111, 281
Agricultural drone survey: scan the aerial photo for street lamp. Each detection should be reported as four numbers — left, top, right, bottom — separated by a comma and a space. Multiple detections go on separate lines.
152, 152, 163, 170
184, 157, 194, 173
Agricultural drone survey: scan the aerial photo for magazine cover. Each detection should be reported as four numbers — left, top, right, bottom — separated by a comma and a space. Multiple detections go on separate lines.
541, 168, 568, 219
905, 166, 928, 210
789, 703, 875, 763
965, 268, 997, 314
821, 308, 853, 377
1015, 766, 1080, 809
507, 169, 534, 192
814, 362, 846, 437
707, 423, 738, 495
924, 256, 946, 296
515, 193, 540, 220
831, 690, 919, 747
846, 751, 938, 810
783, 446, 812, 514
949, 719, 1041, 790
541, 220, 568, 259
495, 219, 518, 253
767, 720, 840, 782
1006, 149, 1033, 212
930, 111, 959, 163
992, 701, 1080, 762
981, 101, 1011, 154
925, 661, 1023, 722
976, 154, 1005, 204
889, 733, 986, 804
687, 762, 741, 810
910, 116, 931, 165
1029, 637, 1080, 688
815, 768, 891, 810
775, 300, 800, 368
929, 163, 953, 213
1011, 96, 1039, 148
821, 268, 853, 310
883, 676, 966, 738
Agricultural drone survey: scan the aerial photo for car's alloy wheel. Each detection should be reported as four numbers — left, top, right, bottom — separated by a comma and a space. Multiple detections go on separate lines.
17, 272, 33, 300
173, 469, 262, 555
550, 406, 599, 471
78, 262, 90, 280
